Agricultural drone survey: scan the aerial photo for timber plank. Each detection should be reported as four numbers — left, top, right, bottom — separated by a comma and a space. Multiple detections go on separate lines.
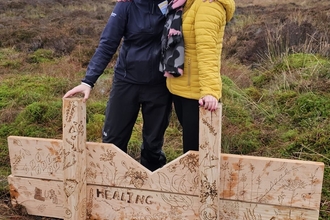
8, 175, 64, 219
219, 153, 324, 210
86, 142, 200, 195
8, 136, 63, 180
8, 175, 320, 220
218, 199, 320, 219
62, 98, 87, 219
8, 137, 200, 195
198, 106, 222, 219
8, 137, 324, 210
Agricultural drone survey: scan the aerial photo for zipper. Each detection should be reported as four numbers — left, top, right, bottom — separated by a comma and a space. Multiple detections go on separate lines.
188, 58, 191, 86
124, 44, 131, 78
152, 1, 155, 14
149, 2, 154, 29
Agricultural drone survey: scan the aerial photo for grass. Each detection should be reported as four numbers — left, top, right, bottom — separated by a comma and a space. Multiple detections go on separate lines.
0, 0, 330, 219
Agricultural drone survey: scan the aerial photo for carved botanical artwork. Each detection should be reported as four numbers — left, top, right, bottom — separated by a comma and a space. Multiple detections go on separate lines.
198, 107, 221, 219
7, 99, 324, 220
62, 98, 87, 220
220, 156, 323, 209
218, 155, 323, 219
9, 137, 63, 180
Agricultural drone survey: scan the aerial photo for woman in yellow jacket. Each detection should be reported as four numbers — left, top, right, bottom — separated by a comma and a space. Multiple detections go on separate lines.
166, 0, 235, 153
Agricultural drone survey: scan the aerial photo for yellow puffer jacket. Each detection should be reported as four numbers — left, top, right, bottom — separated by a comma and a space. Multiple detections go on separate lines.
166, 0, 235, 100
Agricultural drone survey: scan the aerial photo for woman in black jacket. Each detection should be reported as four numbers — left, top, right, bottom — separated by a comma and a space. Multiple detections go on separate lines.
63, 0, 172, 171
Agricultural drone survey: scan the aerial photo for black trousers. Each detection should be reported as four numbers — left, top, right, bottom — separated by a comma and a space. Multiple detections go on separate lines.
172, 95, 199, 153
102, 79, 172, 171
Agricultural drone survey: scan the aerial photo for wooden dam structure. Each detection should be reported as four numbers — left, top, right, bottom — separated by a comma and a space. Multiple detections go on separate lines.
7, 98, 324, 219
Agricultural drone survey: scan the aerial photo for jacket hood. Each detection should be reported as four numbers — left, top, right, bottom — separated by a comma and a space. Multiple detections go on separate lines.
184, 0, 235, 22
218, 0, 235, 22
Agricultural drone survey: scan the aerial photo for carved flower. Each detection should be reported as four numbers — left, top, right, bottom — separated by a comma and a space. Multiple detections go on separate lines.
100, 149, 116, 166
125, 169, 149, 188
180, 154, 198, 173
200, 180, 217, 203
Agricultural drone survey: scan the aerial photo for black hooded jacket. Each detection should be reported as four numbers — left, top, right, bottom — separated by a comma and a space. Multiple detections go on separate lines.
82, 0, 166, 87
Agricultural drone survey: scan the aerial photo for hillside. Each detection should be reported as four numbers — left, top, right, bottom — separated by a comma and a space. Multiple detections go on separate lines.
0, 0, 329, 219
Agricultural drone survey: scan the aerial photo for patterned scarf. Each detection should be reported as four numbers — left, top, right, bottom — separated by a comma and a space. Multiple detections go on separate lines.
159, 0, 186, 77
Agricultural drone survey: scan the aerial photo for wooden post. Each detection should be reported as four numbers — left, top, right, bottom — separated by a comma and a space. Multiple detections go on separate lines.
199, 104, 222, 219
62, 98, 87, 219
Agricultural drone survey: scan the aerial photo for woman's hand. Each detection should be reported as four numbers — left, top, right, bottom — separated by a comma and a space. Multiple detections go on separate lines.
199, 95, 218, 111
63, 83, 92, 103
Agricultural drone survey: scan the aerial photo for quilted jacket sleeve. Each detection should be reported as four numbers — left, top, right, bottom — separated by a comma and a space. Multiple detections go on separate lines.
195, 2, 227, 100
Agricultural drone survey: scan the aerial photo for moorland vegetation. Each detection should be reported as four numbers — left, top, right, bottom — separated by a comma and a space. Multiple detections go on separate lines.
0, 0, 329, 219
